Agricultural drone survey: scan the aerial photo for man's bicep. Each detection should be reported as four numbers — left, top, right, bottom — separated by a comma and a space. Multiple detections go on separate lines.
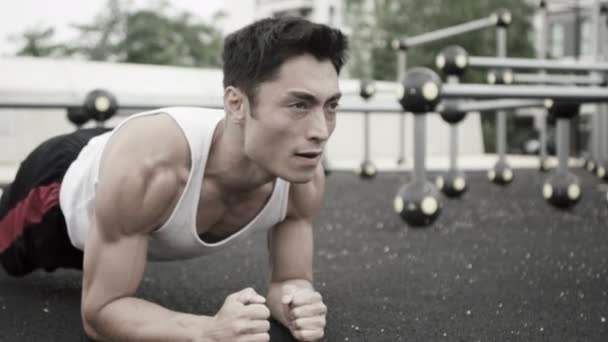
268, 218, 314, 283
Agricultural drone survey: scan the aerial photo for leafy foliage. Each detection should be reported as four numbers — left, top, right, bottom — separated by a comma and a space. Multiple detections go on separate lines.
11, 0, 223, 68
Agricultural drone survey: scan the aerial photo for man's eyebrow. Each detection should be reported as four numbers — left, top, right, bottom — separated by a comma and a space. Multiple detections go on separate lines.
286, 91, 317, 102
286, 91, 342, 103
328, 93, 342, 102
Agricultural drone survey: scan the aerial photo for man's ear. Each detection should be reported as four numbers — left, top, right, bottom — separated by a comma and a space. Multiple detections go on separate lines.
224, 86, 249, 124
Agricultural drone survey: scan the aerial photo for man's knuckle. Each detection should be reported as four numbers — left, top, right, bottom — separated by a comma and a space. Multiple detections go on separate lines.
317, 329, 325, 339
233, 321, 247, 334
261, 320, 270, 332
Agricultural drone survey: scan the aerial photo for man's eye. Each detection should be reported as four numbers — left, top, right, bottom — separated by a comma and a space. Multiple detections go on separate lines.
291, 102, 309, 110
325, 102, 339, 113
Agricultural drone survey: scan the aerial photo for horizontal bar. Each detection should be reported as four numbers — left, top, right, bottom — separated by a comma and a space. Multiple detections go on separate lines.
453, 99, 546, 112
0, 102, 406, 114
468, 56, 608, 72
395, 16, 496, 49
0, 89, 406, 114
6, 85, 605, 115
512, 72, 605, 85
442, 83, 608, 101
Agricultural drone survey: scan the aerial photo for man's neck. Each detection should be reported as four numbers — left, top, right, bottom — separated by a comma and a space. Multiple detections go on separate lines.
204, 120, 276, 196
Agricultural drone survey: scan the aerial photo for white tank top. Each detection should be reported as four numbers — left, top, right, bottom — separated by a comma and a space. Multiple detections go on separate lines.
59, 107, 290, 261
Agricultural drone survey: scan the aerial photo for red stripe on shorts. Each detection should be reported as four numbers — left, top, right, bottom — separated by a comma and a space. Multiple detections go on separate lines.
0, 183, 61, 253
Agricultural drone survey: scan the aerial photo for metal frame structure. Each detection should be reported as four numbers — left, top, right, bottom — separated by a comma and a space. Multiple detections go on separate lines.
391, 11, 506, 165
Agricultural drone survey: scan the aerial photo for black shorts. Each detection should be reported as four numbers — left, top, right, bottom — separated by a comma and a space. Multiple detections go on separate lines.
0, 128, 110, 277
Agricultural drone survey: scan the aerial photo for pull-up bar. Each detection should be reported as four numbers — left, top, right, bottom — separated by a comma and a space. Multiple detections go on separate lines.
391, 9, 511, 50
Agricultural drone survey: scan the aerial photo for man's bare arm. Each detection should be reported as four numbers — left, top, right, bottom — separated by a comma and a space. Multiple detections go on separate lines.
80, 115, 214, 341
266, 164, 328, 341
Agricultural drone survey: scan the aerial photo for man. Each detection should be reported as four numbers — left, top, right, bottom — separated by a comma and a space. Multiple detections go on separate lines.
0, 16, 348, 341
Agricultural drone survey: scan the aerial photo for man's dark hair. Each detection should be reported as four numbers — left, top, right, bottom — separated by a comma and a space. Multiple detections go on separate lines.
222, 16, 349, 107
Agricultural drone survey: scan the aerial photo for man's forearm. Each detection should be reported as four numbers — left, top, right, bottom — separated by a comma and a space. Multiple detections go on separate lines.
266, 279, 314, 327
85, 296, 212, 341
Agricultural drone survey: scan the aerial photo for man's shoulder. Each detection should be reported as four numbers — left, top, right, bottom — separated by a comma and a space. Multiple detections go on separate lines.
100, 112, 192, 192
114, 111, 189, 158
96, 116, 190, 236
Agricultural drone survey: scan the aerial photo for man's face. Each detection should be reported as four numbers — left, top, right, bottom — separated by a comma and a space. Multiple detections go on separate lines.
243, 54, 341, 183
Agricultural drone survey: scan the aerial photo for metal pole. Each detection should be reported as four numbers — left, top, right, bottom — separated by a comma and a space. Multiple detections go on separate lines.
397, 51, 407, 164
414, 115, 426, 185
603, 11, 608, 164
591, 0, 602, 164
574, 0, 582, 59
364, 111, 370, 161
455, 99, 545, 112
557, 119, 570, 173
399, 16, 497, 48
467, 56, 608, 72
512, 72, 604, 85
540, 109, 548, 165
497, 111, 507, 162
496, 25, 508, 164
450, 125, 458, 171
602, 9, 608, 164
441, 83, 608, 101
447, 76, 460, 172
538, 1, 549, 166
600, 105, 607, 161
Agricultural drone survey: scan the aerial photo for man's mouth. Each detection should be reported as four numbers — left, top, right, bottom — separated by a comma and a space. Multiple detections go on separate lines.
295, 151, 322, 159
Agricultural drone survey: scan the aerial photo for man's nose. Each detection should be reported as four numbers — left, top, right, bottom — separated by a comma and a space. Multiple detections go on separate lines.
308, 109, 330, 142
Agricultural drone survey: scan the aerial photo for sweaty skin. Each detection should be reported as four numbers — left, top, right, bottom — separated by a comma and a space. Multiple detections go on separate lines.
80, 54, 339, 341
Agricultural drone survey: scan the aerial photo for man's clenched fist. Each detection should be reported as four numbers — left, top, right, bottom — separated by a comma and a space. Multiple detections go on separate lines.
207, 287, 271, 342
281, 285, 327, 341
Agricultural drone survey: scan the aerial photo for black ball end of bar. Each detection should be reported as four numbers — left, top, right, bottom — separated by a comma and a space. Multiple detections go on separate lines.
84, 89, 118, 123
399, 67, 442, 114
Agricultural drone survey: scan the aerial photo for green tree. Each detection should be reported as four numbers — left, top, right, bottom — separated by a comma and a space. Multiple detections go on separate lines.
11, 26, 63, 57
69, 0, 128, 61
122, 10, 222, 67
66, 0, 223, 67
344, 0, 377, 79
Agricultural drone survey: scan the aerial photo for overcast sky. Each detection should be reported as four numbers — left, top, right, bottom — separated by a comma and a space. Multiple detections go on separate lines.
0, 0, 225, 55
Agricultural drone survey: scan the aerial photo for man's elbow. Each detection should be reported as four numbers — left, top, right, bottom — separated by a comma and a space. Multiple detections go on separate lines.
81, 303, 103, 340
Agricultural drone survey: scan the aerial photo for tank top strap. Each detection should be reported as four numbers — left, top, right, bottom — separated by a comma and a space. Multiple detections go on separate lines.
166, 107, 224, 189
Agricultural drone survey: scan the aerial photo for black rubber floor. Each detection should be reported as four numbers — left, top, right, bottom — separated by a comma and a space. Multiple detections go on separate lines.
1, 169, 607, 341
